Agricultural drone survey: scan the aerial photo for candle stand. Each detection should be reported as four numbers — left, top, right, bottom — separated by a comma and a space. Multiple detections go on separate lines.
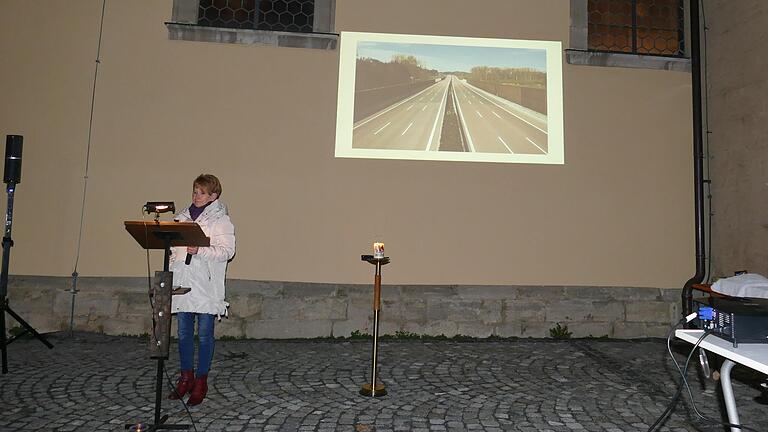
359, 254, 390, 397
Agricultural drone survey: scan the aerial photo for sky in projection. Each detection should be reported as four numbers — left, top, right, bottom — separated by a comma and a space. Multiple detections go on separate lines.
357, 42, 547, 73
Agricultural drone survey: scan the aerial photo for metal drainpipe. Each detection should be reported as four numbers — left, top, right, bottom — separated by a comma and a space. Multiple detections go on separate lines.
681, 0, 706, 321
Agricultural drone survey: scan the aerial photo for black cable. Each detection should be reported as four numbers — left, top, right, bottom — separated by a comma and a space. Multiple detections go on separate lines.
650, 324, 760, 432
676, 341, 760, 431
647, 317, 691, 431
163, 361, 199, 432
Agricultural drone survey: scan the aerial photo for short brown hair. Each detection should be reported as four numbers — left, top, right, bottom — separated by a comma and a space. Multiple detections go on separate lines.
193, 174, 222, 197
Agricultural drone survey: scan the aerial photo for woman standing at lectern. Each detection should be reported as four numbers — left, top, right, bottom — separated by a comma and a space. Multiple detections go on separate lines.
167, 174, 235, 406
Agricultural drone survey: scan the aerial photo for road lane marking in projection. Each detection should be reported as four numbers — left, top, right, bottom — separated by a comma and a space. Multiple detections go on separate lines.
373, 122, 391, 135
406, 104, 414, 111
354, 84, 437, 129
492, 111, 501, 118
497, 137, 514, 153
526, 137, 546, 153
402, 122, 413, 135
422, 105, 427, 111
476, 111, 483, 118
465, 84, 546, 134
453, 81, 476, 152
425, 79, 450, 151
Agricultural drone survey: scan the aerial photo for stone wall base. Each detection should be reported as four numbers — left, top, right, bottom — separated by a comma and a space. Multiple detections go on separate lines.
3, 276, 690, 339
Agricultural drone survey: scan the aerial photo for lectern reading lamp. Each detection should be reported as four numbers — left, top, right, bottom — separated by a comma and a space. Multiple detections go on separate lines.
145, 202, 175, 221
124, 205, 209, 431
0, 135, 53, 375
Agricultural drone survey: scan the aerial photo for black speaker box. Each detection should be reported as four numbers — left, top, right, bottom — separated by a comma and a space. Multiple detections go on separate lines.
4, 135, 23, 184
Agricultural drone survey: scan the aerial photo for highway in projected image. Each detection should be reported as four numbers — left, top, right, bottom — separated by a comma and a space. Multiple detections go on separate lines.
352, 78, 450, 151
353, 76, 547, 154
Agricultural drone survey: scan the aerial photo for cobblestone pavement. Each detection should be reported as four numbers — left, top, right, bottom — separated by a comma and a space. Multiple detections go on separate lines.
1, 332, 767, 431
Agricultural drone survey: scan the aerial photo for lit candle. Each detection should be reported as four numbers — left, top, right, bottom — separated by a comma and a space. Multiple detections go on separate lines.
373, 242, 385, 259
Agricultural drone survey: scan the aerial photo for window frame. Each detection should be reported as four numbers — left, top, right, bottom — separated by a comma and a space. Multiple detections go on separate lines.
566, 0, 691, 71
167, 0, 338, 50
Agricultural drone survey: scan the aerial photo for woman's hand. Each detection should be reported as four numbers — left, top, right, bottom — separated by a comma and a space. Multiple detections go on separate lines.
187, 246, 199, 255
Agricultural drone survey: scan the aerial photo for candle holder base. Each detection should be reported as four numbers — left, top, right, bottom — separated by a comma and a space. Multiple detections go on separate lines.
359, 382, 387, 397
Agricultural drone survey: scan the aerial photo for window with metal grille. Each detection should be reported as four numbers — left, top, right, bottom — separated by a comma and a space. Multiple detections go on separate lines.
588, 0, 685, 57
198, 0, 315, 33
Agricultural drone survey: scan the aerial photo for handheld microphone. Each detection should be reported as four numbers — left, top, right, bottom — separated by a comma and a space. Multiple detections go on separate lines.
185, 253, 192, 265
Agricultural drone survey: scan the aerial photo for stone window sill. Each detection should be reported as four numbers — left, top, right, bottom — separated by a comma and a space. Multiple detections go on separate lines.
166, 22, 338, 50
565, 49, 691, 72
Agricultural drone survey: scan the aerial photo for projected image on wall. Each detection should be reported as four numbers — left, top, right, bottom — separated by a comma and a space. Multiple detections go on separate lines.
335, 32, 564, 164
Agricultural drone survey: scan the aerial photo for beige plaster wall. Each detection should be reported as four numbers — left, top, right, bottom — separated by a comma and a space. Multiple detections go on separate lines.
704, 1, 768, 279
0, 0, 694, 287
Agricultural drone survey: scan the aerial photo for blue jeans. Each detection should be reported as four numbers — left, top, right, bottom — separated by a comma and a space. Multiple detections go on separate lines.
177, 312, 215, 376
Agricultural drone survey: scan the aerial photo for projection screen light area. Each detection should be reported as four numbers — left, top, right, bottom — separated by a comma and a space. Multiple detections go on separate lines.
335, 32, 564, 164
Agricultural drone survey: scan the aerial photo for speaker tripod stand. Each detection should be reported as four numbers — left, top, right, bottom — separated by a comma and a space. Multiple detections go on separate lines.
1, 181, 53, 374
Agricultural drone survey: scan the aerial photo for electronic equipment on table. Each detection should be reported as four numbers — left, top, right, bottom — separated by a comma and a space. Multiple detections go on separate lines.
694, 297, 768, 347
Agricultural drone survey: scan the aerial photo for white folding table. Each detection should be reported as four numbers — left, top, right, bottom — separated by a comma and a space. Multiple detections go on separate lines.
675, 329, 768, 431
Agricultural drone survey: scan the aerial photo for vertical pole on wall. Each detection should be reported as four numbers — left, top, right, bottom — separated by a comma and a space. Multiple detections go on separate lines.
69, 272, 78, 336
682, 0, 706, 323
70, 0, 107, 337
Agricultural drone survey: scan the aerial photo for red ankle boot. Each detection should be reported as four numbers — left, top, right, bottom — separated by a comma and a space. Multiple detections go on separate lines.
168, 370, 195, 400
186, 374, 208, 406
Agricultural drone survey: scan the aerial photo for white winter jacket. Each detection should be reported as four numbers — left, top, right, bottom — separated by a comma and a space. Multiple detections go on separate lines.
170, 199, 235, 316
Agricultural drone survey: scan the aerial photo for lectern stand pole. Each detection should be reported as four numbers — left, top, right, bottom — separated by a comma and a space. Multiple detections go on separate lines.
130, 234, 188, 431
123, 220, 209, 431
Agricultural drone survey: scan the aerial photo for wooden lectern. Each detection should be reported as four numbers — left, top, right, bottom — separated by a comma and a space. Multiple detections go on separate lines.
125, 221, 210, 269
124, 220, 209, 431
